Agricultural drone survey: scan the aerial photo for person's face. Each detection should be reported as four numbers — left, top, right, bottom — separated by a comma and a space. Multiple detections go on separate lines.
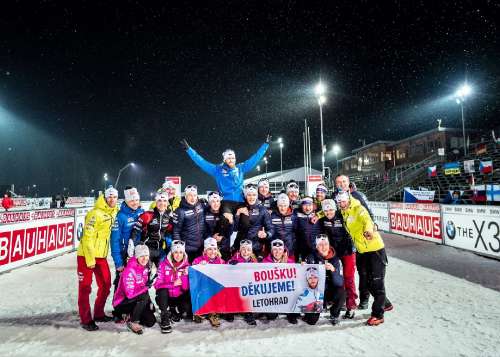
225, 157, 236, 168
258, 185, 269, 196
335, 175, 350, 192
173, 251, 184, 263
307, 276, 319, 289
317, 240, 330, 256
206, 247, 217, 259
325, 208, 335, 220
272, 246, 284, 260
106, 195, 118, 208
278, 203, 288, 215
166, 188, 176, 197
246, 192, 258, 205
156, 199, 168, 211
186, 192, 198, 205
288, 191, 299, 201
338, 199, 350, 210
316, 191, 326, 201
453, 194, 459, 199
137, 255, 149, 266
240, 246, 252, 259
126, 198, 140, 210
209, 198, 221, 212
302, 203, 313, 214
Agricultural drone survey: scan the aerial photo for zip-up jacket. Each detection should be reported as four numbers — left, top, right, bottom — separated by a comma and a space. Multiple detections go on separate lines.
318, 211, 354, 258
130, 207, 172, 252
110, 202, 144, 269
295, 210, 322, 258
234, 203, 274, 252
172, 198, 206, 253
270, 208, 297, 255
305, 249, 344, 288
204, 207, 232, 253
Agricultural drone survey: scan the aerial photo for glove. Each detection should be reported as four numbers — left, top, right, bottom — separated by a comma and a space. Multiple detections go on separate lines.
266, 133, 272, 143
229, 260, 238, 265
127, 239, 135, 258
180, 138, 190, 151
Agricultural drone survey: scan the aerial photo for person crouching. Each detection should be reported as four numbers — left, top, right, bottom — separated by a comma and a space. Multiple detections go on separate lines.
192, 237, 225, 327
112, 245, 156, 335
154, 240, 191, 334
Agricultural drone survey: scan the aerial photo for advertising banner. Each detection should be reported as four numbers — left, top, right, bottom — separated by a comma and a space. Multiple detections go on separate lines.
367, 201, 390, 231
442, 205, 500, 258
3, 197, 52, 212
0, 209, 75, 273
307, 175, 324, 197
389, 203, 442, 243
165, 176, 182, 197
189, 263, 326, 314
65, 197, 95, 208
73, 207, 92, 249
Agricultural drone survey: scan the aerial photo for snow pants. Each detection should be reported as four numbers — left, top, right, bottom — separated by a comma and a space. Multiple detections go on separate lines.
341, 253, 358, 310
113, 292, 156, 326
356, 248, 388, 319
77, 256, 111, 325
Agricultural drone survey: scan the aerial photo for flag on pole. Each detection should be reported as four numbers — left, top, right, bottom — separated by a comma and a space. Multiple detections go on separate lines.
479, 160, 493, 174
427, 165, 437, 177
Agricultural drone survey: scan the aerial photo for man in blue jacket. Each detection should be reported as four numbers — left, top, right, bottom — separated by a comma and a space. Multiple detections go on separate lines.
110, 186, 144, 291
180, 135, 271, 219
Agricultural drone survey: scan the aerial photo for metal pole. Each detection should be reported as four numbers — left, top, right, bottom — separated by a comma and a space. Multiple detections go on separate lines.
303, 131, 307, 193
280, 145, 283, 189
307, 125, 312, 174
319, 102, 325, 178
461, 103, 467, 156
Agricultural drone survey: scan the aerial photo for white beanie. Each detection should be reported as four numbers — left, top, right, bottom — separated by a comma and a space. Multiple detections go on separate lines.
335, 191, 350, 204
204, 237, 218, 250
315, 234, 329, 247
276, 193, 290, 207
105, 187, 118, 198
321, 199, 336, 211
184, 185, 198, 195
124, 187, 140, 201
222, 149, 236, 161
240, 239, 253, 250
286, 182, 300, 193
171, 240, 186, 253
258, 178, 270, 188
244, 184, 258, 196
155, 192, 169, 201
207, 191, 222, 203
135, 244, 150, 258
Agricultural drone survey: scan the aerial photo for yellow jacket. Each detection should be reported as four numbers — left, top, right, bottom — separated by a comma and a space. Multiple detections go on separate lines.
77, 195, 119, 267
340, 197, 384, 254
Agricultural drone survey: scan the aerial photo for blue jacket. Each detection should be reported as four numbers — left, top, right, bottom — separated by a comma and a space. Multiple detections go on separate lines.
110, 202, 144, 269
186, 143, 269, 202
295, 210, 322, 258
234, 203, 274, 253
306, 249, 344, 289
172, 198, 206, 254
270, 209, 297, 255
204, 206, 233, 253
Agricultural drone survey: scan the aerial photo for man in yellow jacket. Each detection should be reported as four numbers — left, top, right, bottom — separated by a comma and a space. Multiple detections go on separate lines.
77, 187, 119, 331
337, 191, 388, 326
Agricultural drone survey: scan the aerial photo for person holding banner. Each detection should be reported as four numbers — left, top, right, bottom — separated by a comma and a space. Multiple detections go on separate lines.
172, 185, 206, 262
257, 178, 275, 212
270, 193, 297, 260
304, 235, 345, 325
292, 266, 323, 314
336, 191, 389, 326
154, 240, 191, 333
192, 237, 225, 327
204, 191, 233, 261
112, 245, 156, 335
110, 186, 144, 292
295, 196, 322, 262
318, 199, 357, 319
233, 183, 274, 260
77, 187, 119, 331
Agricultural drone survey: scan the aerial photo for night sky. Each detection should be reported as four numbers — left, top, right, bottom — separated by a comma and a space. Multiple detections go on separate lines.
1, 1, 499, 197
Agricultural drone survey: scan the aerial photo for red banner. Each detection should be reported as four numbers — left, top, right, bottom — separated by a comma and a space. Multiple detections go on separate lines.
389, 203, 442, 243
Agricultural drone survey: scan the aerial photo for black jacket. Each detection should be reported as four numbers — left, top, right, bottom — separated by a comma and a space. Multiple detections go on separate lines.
172, 198, 206, 253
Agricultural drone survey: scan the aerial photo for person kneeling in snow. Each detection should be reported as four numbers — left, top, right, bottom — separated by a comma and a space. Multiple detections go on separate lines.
112, 245, 156, 335
192, 237, 225, 327
154, 240, 191, 334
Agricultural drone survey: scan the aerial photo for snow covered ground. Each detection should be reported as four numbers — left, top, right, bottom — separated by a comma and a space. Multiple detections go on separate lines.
0, 251, 499, 357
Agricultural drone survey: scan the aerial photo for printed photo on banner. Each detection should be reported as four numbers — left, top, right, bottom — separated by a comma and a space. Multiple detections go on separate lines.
189, 263, 326, 314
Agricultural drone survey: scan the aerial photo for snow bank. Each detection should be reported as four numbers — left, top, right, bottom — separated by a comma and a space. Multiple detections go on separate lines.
0, 252, 498, 357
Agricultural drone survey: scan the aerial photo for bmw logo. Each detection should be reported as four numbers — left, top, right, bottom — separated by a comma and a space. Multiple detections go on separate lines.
77, 223, 84, 241
446, 221, 456, 240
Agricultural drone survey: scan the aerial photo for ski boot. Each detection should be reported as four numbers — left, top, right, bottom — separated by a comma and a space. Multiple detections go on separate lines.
160, 312, 172, 334
208, 313, 221, 328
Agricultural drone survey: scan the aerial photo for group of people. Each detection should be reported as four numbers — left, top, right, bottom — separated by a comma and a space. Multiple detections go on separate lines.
77, 136, 392, 335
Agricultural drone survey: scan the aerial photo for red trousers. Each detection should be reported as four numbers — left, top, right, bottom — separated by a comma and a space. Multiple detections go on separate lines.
77, 256, 111, 324
341, 253, 358, 310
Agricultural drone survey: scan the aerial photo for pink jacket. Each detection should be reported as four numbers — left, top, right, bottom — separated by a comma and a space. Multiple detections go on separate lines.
154, 253, 190, 298
113, 258, 150, 307
192, 254, 225, 265
262, 254, 294, 263
228, 252, 257, 264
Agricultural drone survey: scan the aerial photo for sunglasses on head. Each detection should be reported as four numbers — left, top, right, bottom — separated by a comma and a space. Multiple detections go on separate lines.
271, 240, 284, 248
186, 185, 198, 190
172, 240, 186, 247
240, 239, 252, 246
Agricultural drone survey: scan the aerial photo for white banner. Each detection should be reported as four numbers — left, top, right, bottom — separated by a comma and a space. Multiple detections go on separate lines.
442, 205, 500, 258
403, 188, 435, 203
307, 175, 324, 197
389, 203, 442, 243
73, 207, 92, 249
2, 197, 52, 212
65, 197, 95, 208
367, 201, 390, 231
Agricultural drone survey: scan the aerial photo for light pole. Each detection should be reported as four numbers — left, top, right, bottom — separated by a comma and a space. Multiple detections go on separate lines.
256, 165, 261, 173
314, 81, 327, 177
263, 157, 268, 176
455, 84, 472, 156
278, 138, 284, 189
332, 144, 341, 175
103, 173, 108, 191
115, 162, 135, 188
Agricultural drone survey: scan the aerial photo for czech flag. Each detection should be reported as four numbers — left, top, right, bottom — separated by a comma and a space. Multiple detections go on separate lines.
427, 165, 437, 177
479, 160, 493, 174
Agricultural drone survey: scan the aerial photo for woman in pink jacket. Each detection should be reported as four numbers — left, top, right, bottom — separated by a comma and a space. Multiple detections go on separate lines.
112, 245, 156, 335
262, 239, 298, 324
192, 237, 225, 327
154, 240, 190, 334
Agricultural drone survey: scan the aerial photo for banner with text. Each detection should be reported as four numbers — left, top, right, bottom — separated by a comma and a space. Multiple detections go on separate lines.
367, 201, 390, 231
389, 203, 442, 243
442, 205, 500, 258
189, 263, 326, 314
403, 188, 435, 203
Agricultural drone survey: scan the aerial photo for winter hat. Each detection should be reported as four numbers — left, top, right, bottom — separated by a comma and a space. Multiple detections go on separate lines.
258, 178, 270, 188
286, 182, 300, 194
162, 181, 175, 190
271, 239, 285, 248
104, 187, 118, 198
276, 193, 290, 207
222, 149, 236, 161
207, 191, 222, 203
204, 237, 218, 250
306, 266, 319, 280
321, 199, 336, 211
184, 185, 198, 195
316, 184, 328, 194
240, 239, 253, 250
155, 192, 169, 201
135, 244, 150, 258
171, 240, 186, 253
124, 187, 140, 201
301, 196, 314, 205
244, 184, 258, 196
315, 234, 329, 247
335, 191, 350, 204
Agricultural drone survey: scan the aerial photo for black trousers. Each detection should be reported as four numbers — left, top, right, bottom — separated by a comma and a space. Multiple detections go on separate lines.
113, 292, 156, 327
356, 249, 388, 318
155, 288, 192, 317
357, 252, 392, 308
146, 245, 162, 269
303, 286, 346, 325
187, 248, 203, 263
